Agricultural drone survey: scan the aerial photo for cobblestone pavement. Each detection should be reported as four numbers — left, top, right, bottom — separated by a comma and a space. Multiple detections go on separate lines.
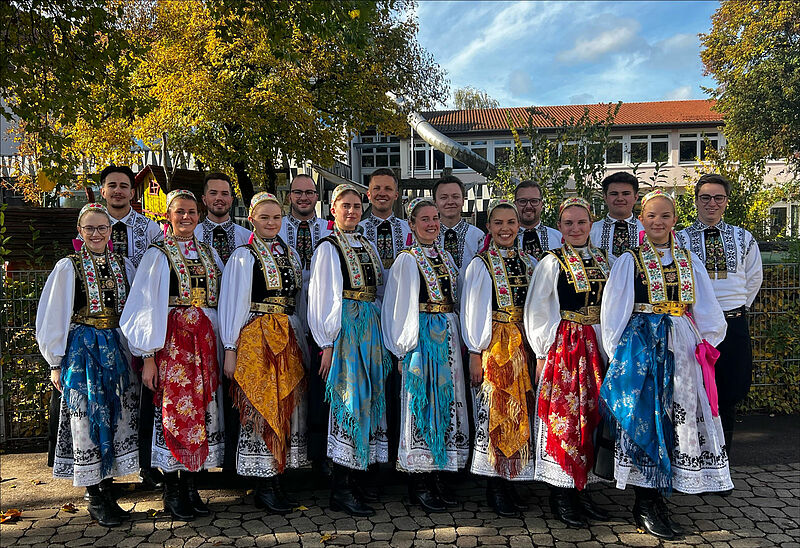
1, 461, 798, 548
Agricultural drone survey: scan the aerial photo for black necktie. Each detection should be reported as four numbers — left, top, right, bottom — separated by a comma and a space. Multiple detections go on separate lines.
376, 220, 394, 268
612, 220, 629, 256
296, 220, 312, 270
522, 229, 542, 258
444, 229, 460, 267
212, 225, 231, 263
704, 227, 727, 277
111, 222, 128, 258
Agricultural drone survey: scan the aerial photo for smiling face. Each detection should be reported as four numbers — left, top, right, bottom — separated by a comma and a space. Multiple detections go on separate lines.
330, 190, 363, 231
514, 185, 543, 228
604, 182, 637, 220
434, 182, 465, 226
367, 174, 399, 217
249, 201, 283, 240
640, 196, 676, 245
557, 206, 591, 247
289, 175, 318, 219
100, 172, 135, 214
202, 179, 234, 221
166, 197, 200, 238
695, 181, 729, 226
487, 206, 520, 247
78, 211, 111, 253
409, 204, 440, 246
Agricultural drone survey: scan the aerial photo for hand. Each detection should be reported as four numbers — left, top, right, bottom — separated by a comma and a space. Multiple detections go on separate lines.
50, 369, 62, 393
536, 358, 546, 381
142, 357, 158, 392
469, 353, 483, 387
223, 350, 237, 380
319, 347, 333, 381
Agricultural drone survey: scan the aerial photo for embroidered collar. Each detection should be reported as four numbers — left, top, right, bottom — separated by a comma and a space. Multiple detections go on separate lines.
204, 217, 234, 229
78, 244, 128, 315
160, 236, 219, 306
638, 234, 694, 304
249, 234, 302, 291
555, 244, 609, 293
605, 214, 637, 225
332, 224, 383, 288
689, 219, 729, 232
287, 214, 318, 226
485, 241, 534, 310
405, 240, 458, 303
111, 207, 136, 227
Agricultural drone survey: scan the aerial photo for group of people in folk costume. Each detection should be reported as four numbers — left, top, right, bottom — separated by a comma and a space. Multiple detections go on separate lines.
37, 165, 762, 541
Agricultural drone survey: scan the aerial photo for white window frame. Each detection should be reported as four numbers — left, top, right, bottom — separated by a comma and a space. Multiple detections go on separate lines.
678, 131, 721, 164
360, 133, 400, 169
626, 133, 670, 166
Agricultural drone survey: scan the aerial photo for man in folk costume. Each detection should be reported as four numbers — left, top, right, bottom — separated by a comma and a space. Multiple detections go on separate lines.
434, 174, 485, 279
382, 198, 470, 513
194, 171, 252, 474
514, 180, 562, 261
220, 192, 309, 514
600, 190, 731, 540
38, 203, 139, 527
525, 197, 611, 527
357, 167, 410, 488
676, 174, 763, 459
308, 184, 391, 517
590, 172, 644, 265
461, 199, 537, 516
121, 190, 226, 521
278, 174, 331, 474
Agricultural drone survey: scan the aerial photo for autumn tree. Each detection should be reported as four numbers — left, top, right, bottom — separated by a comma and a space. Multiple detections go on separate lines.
701, 1, 800, 176
453, 86, 500, 110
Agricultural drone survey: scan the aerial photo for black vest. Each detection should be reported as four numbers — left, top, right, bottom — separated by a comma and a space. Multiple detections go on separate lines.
320, 235, 379, 291
630, 249, 682, 304
478, 251, 529, 311
415, 252, 455, 305
248, 241, 300, 303
549, 248, 606, 312
68, 252, 128, 316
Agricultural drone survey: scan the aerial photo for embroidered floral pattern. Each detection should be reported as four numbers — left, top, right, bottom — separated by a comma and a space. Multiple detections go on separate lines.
639, 235, 695, 304
559, 244, 609, 293
485, 242, 534, 310
405, 241, 459, 302
332, 225, 383, 288
79, 245, 127, 314
160, 237, 219, 306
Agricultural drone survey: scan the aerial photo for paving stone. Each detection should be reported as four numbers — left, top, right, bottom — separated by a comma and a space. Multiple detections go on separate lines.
434, 526, 456, 543
390, 531, 414, 548
371, 522, 395, 540
456, 537, 478, 548
616, 532, 661, 546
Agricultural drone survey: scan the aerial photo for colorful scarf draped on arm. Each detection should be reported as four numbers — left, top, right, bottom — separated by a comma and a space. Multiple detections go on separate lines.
61, 325, 130, 477
402, 312, 453, 470
600, 313, 675, 494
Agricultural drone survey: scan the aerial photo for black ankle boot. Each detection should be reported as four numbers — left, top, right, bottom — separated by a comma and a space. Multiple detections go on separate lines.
139, 467, 165, 490
578, 489, 608, 522
329, 465, 375, 517
503, 480, 529, 512
352, 467, 379, 503
655, 494, 683, 536
633, 487, 674, 540
428, 472, 458, 508
162, 472, 194, 521
549, 487, 585, 527
254, 477, 293, 514
86, 484, 122, 527
183, 472, 210, 517
99, 478, 131, 519
487, 477, 516, 517
272, 475, 298, 508
408, 473, 446, 513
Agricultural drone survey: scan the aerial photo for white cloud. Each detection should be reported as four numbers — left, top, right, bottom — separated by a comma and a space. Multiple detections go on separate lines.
665, 85, 694, 100
569, 93, 593, 104
556, 19, 641, 64
507, 70, 535, 97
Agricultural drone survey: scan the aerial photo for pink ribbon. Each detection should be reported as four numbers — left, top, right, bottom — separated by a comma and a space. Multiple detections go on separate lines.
695, 340, 721, 417
479, 233, 491, 253
406, 233, 413, 246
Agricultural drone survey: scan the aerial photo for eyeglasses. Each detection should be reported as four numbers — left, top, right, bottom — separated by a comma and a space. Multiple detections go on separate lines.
697, 194, 728, 205
515, 198, 542, 207
291, 190, 318, 197
79, 225, 111, 235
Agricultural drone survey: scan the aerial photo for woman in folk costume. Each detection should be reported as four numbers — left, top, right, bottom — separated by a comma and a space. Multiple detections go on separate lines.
461, 199, 537, 517
120, 190, 225, 522
524, 197, 610, 527
36, 203, 139, 527
381, 198, 470, 513
219, 192, 309, 514
308, 183, 391, 517
600, 190, 731, 540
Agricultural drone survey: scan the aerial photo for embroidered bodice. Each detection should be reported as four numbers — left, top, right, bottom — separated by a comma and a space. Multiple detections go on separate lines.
320, 234, 380, 291
631, 252, 682, 304
247, 241, 302, 302
68, 251, 129, 318
416, 251, 455, 305
151, 239, 221, 307
550, 247, 607, 311
478, 248, 531, 311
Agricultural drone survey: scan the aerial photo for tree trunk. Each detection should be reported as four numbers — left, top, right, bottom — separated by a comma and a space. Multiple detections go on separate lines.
233, 161, 256, 206
264, 161, 277, 194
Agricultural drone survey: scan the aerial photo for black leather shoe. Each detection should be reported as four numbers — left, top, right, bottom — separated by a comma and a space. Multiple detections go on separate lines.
504, 481, 529, 512
254, 479, 293, 514
87, 494, 123, 527
329, 466, 375, 517
549, 487, 585, 527
409, 474, 446, 513
183, 472, 211, 517
272, 475, 298, 508
99, 479, 131, 520
655, 496, 683, 536
162, 472, 194, 521
429, 472, 458, 508
352, 469, 379, 503
139, 467, 165, 490
579, 490, 608, 522
487, 478, 517, 517
633, 491, 674, 540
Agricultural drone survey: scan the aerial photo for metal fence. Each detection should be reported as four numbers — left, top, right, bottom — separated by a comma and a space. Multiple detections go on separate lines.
1, 264, 798, 443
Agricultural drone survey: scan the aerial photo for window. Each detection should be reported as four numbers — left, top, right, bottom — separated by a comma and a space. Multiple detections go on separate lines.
413, 142, 444, 172
451, 140, 488, 171
360, 134, 400, 169
494, 139, 514, 165
628, 134, 669, 164
148, 178, 160, 196
770, 206, 787, 236
679, 132, 719, 163
606, 140, 623, 164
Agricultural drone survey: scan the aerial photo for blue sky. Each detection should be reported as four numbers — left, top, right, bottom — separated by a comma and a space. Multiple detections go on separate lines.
415, 0, 720, 108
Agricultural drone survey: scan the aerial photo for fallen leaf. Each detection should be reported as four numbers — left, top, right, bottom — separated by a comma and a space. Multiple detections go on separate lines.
147, 509, 159, 517
0, 509, 22, 524
9, 485, 15, 489
320, 533, 334, 542
30, 480, 45, 486
294, 505, 309, 511
60, 503, 78, 513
